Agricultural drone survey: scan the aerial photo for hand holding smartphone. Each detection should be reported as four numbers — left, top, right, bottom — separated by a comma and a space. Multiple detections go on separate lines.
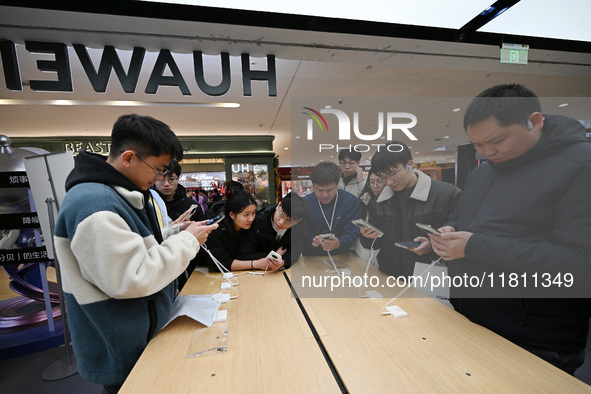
206, 213, 225, 225
352, 219, 384, 237
318, 233, 336, 242
266, 250, 282, 261
416, 223, 442, 236
395, 240, 421, 250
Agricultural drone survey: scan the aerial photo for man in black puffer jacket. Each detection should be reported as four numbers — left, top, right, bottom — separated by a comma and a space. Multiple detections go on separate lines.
429, 84, 591, 374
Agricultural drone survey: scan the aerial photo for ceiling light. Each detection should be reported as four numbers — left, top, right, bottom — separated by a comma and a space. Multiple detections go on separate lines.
284, 147, 289, 150
452, 108, 461, 112
559, 103, 569, 107
444, 136, 450, 139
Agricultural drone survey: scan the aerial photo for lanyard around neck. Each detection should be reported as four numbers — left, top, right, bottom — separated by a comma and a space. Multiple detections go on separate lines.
318, 190, 339, 232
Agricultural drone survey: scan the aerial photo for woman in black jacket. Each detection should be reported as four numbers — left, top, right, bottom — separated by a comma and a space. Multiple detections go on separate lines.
238, 192, 308, 270
197, 189, 271, 272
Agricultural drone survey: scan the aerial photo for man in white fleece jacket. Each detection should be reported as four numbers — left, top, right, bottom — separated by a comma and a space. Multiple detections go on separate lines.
54, 114, 218, 393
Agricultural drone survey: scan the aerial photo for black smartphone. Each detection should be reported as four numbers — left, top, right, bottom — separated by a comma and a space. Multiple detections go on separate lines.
206, 213, 224, 225
395, 241, 421, 250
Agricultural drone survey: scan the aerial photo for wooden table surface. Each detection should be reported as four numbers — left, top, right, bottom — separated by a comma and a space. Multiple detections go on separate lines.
120, 268, 341, 393
289, 253, 591, 393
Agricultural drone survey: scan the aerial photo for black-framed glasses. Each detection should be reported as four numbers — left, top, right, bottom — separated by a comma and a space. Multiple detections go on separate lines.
378, 167, 405, 184
136, 154, 169, 181
275, 205, 293, 225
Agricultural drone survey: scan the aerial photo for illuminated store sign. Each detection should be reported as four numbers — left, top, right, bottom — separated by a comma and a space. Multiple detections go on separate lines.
0, 40, 277, 97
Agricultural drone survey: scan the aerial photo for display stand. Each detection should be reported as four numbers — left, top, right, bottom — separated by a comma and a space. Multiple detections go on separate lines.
23, 152, 77, 380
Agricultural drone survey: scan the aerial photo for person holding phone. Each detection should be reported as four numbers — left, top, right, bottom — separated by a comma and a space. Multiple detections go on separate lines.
354, 167, 387, 263
428, 84, 591, 374
53, 114, 218, 392
237, 192, 309, 271
153, 160, 206, 222
359, 141, 460, 277
302, 162, 362, 256
196, 189, 275, 271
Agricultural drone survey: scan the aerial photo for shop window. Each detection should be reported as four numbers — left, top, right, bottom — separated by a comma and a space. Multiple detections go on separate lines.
231, 163, 270, 208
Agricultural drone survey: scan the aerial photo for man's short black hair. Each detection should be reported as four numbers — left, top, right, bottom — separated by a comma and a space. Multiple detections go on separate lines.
338, 148, 362, 162
109, 114, 183, 161
370, 141, 412, 175
311, 162, 340, 186
463, 84, 542, 130
280, 192, 308, 221
166, 160, 182, 177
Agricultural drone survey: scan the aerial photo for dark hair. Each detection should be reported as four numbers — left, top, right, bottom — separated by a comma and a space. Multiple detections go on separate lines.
109, 114, 183, 161
280, 192, 308, 221
463, 84, 542, 130
166, 160, 182, 177
338, 148, 361, 162
311, 162, 340, 186
223, 180, 244, 194
225, 189, 256, 217
370, 141, 412, 175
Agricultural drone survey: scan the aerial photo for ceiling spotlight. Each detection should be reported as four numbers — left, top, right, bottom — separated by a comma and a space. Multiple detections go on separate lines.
284, 147, 289, 150
452, 108, 461, 112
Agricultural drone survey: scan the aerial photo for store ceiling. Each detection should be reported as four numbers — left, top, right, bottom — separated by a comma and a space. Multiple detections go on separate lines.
0, 2, 590, 167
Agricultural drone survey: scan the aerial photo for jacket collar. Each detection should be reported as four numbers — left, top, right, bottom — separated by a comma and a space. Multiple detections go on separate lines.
376, 170, 431, 203
112, 185, 145, 210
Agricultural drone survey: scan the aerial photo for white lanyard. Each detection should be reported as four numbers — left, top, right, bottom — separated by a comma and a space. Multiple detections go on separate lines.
318, 190, 339, 233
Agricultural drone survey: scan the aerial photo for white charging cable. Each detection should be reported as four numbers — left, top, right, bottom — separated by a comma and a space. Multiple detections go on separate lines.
200, 244, 239, 286
380, 257, 442, 314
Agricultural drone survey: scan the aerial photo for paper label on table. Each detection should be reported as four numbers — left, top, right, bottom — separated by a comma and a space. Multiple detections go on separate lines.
162, 294, 218, 329
412, 261, 452, 308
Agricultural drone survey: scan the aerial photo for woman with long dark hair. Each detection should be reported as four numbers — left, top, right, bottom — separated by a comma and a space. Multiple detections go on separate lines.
197, 189, 272, 271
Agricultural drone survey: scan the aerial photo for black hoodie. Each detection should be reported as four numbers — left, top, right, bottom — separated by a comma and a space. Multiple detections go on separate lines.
446, 114, 591, 353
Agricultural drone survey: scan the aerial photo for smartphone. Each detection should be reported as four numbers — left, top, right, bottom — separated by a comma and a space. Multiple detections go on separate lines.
318, 233, 336, 241
415, 223, 442, 236
206, 213, 225, 225
189, 204, 199, 215
266, 250, 282, 261
352, 219, 384, 237
395, 241, 421, 250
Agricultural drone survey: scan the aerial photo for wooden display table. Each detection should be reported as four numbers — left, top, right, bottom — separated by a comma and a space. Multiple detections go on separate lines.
120, 269, 340, 393
289, 254, 590, 393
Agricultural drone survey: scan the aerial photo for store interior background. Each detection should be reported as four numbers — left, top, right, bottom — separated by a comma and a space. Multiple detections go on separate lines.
1, 1, 591, 390
2, 1, 590, 203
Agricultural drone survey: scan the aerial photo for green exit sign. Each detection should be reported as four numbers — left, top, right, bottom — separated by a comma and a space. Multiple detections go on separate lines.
500, 43, 529, 65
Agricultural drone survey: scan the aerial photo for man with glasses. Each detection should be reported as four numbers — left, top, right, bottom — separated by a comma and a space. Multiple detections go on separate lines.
338, 148, 366, 197
54, 114, 218, 393
238, 192, 309, 271
360, 141, 460, 277
153, 160, 206, 222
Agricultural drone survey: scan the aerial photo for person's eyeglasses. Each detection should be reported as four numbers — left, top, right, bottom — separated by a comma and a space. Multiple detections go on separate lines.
136, 154, 168, 181
378, 167, 405, 183
369, 179, 385, 187
339, 161, 357, 168
155, 176, 178, 184
275, 206, 292, 225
